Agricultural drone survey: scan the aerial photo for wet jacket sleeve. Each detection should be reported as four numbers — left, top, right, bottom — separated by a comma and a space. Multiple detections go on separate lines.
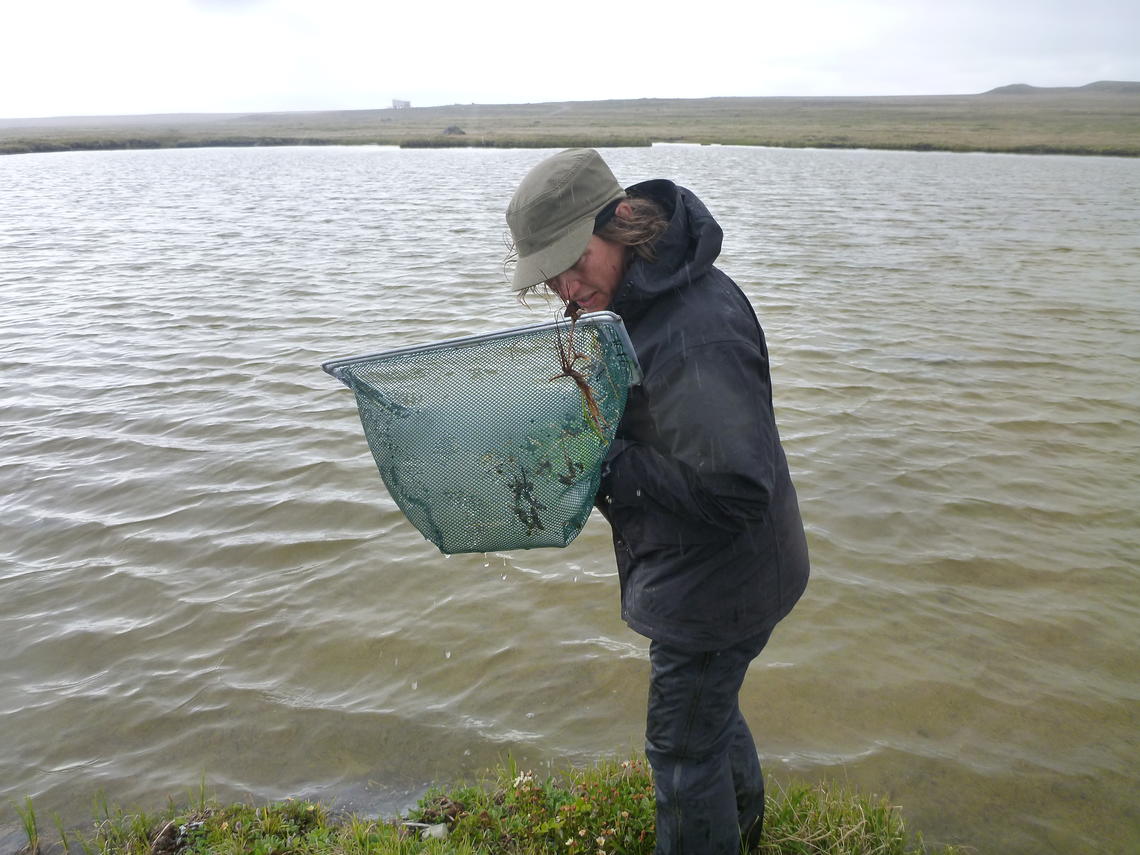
598, 339, 779, 532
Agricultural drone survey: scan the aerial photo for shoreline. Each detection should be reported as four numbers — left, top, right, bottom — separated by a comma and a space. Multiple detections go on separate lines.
5, 137, 1136, 159
8, 757, 968, 855
3, 89, 1138, 158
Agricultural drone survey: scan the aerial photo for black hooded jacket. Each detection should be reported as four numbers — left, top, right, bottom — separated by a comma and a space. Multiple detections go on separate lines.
597, 179, 810, 650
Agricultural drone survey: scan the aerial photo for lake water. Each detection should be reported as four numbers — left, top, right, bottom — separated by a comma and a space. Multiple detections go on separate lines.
1, 143, 1137, 854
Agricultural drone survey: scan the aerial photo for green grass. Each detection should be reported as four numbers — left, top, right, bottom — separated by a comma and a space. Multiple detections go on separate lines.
2, 88, 1138, 157
13, 797, 39, 855
9, 756, 967, 855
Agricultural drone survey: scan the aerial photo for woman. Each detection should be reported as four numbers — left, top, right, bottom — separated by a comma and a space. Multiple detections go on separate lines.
506, 148, 810, 854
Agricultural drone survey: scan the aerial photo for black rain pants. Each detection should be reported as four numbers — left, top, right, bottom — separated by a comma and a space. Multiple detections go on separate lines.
646, 630, 772, 855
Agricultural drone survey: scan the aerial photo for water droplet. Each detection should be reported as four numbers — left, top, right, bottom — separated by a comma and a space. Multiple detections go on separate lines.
635, 488, 641, 497
526, 712, 535, 719
411, 681, 418, 690
445, 650, 452, 659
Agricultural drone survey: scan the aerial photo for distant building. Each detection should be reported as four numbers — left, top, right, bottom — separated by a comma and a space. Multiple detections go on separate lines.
392, 99, 411, 110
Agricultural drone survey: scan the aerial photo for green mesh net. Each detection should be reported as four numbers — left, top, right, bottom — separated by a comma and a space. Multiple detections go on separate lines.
323, 312, 640, 554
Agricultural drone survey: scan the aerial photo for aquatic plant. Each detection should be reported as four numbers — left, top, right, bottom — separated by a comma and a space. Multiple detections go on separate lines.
13, 796, 39, 855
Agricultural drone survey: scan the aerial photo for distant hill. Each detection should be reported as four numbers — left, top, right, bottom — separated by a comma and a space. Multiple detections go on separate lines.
985, 80, 1140, 95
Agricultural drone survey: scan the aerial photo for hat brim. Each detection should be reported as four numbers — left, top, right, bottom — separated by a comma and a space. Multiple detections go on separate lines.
511, 215, 595, 293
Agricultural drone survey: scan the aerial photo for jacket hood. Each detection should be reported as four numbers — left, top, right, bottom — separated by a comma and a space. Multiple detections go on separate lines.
610, 179, 724, 320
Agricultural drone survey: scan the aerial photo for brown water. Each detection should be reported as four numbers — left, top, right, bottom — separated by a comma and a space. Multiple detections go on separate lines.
1, 145, 1137, 854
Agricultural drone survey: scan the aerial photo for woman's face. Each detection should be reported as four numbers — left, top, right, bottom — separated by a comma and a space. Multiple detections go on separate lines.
544, 234, 626, 313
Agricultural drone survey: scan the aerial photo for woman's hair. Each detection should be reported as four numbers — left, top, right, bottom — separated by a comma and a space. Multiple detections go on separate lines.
594, 194, 669, 262
509, 193, 670, 304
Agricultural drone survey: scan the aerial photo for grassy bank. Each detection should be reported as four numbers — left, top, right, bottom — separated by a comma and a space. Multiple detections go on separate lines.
11, 757, 964, 855
2, 84, 1138, 157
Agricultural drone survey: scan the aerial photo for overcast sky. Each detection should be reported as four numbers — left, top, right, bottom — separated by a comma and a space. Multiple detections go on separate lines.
4, 0, 1138, 118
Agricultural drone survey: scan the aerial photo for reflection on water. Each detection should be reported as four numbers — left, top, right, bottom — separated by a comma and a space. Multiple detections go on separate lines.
1, 145, 1137, 854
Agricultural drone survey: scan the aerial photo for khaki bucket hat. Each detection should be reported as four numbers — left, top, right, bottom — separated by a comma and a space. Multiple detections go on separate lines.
506, 148, 625, 292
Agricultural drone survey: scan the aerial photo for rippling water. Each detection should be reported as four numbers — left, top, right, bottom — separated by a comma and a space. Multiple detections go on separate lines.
2, 144, 1137, 854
